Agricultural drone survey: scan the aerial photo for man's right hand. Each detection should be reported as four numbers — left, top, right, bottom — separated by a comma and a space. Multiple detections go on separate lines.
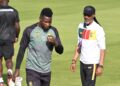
47, 35, 58, 46
12, 69, 20, 81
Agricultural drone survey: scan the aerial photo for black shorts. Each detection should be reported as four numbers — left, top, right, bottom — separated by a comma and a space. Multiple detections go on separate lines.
0, 41, 14, 60
26, 69, 51, 86
80, 62, 97, 86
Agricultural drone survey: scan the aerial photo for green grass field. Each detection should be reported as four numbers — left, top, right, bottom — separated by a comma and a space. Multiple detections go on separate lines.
2, 0, 120, 86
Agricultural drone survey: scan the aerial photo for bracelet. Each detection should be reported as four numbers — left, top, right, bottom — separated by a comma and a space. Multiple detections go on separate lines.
98, 64, 104, 68
72, 59, 76, 64
71, 62, 76, 64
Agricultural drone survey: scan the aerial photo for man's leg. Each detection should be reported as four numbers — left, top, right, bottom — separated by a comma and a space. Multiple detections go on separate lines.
5, 59, 14, 86
26, 69, 41, 86
84, 64, 97, 86
6, 58, 13, 77
80, 62, 86, 86
5, 59, 13, 86
3, 42, 14, 86
41, 72, 51, 86
0, 58, 4, 86
3, 42, 14, 73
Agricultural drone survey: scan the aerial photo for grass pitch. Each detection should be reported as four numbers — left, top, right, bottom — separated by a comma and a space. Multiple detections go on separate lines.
2, 0, 120, 86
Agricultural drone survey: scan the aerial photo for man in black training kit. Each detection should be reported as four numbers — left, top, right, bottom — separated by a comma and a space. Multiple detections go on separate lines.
13, 7, 64, 86
0, 0, 20, 86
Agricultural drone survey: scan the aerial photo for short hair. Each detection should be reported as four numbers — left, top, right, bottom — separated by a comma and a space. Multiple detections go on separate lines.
40, 7, 53, 17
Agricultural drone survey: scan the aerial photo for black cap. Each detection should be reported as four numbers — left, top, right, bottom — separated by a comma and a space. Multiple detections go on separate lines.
83, 6, 95, 16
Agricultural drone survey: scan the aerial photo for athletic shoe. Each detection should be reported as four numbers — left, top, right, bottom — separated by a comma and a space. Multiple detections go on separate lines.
0, 78, 4, 86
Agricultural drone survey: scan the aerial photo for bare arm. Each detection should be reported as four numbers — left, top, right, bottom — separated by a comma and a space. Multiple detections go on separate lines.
96, 49, 106, 76
70, 46, 80, 72
15, 22, 20, 42
99, 49, 105, 65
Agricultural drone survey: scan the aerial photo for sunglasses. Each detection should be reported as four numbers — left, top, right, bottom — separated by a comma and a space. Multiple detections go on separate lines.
83, 13, 92, 17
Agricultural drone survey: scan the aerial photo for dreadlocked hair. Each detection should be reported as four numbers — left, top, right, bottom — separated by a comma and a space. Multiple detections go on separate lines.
94, 17, 101, 25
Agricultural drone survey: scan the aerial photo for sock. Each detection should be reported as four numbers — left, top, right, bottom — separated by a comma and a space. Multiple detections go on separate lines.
0, 77, 4, 83
7, 69, 13, 75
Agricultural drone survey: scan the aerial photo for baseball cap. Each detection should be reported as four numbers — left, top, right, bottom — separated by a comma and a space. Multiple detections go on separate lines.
83, 6, 95, 16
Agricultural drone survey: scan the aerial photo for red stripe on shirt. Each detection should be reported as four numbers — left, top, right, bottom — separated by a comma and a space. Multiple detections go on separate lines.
82, 30, 90, 39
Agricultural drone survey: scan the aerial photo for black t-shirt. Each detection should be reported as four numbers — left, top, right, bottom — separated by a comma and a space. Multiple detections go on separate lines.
0, 5, 20, 42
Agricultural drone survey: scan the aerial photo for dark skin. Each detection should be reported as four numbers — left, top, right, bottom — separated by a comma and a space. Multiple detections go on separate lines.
13, 15, 57, 81
0, 0, 20, 42
39, 15, 58, 46
0, 0, 9, 6
0, 0, 9, 78
0, 0, 20, 85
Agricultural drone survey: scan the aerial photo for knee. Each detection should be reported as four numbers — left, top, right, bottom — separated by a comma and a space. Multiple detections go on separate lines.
6, 58, 12, 63
6, 59, 13, 68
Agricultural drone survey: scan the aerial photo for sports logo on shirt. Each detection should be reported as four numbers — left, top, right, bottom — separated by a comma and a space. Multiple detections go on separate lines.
35, 32, 40, 37
79, 28, 96, 40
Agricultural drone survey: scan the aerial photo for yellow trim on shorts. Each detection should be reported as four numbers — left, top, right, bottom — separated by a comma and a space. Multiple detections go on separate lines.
92, 64, 96, 80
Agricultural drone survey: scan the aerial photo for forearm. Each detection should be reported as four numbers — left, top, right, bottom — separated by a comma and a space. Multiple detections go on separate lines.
16, 28, 20, 38
55, 38, 64, 54
15, 47, 26, 69
70, 46, 80, 72
15, 22, 20, 38
99, 49, 105, 65
72, 46, 80, 63
55, 44, 64, 54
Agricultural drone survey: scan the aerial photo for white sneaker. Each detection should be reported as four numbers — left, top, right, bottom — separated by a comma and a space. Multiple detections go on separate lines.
15, 77, 23, 86
8, 78, 15, 86
7, 69, 13, 78
0, 77, 4, 86
7, 69, 15, 86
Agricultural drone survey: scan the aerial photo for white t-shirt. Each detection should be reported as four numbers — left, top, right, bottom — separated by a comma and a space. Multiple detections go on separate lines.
77, 21, 106, 64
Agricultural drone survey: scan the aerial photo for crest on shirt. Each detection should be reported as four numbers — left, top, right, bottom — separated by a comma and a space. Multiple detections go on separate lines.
35, 32, 40, 37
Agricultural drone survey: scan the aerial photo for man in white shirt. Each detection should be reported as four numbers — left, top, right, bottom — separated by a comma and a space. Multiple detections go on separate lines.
70, 5, 106, 86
